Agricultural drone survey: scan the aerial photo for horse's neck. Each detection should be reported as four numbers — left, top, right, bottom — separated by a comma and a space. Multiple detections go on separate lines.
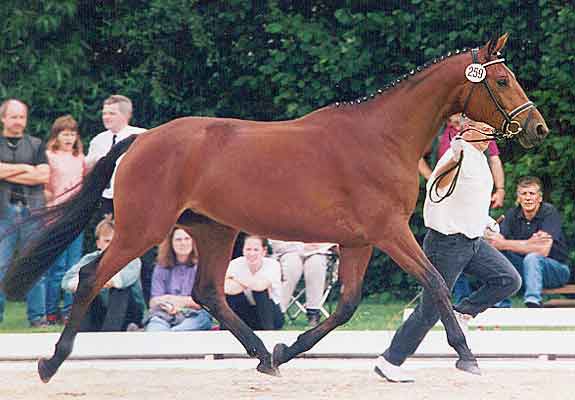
359, 58, 467, 160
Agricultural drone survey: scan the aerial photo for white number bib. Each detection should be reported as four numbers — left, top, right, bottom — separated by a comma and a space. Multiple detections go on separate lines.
465, 63, 486, 83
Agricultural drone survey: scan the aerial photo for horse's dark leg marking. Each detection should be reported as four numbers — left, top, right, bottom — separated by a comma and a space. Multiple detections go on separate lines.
181, 221, 278, 376
38, 253, 102, 382
273, 246, 372, 367
380, 225, 480, 375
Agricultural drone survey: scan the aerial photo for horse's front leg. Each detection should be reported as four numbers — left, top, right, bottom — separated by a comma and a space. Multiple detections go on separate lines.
380, 226, 480, 375
272, 245, 373, 368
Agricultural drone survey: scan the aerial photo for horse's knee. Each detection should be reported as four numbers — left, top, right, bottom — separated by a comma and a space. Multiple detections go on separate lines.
424, 270, 450, 300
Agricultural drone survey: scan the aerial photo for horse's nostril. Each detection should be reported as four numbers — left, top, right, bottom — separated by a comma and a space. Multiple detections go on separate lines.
536, 124, 549, 137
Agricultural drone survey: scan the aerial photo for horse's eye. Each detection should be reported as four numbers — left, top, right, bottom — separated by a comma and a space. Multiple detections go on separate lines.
496, 79, 508, 87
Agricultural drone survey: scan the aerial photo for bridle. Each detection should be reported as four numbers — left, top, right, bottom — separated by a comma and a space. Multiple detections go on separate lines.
428, 48, 538, 203
461, 48, 536, 140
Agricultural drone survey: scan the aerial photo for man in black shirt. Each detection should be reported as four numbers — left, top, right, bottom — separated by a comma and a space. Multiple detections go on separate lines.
487, 176, 571, 307
0, 99, 50, 326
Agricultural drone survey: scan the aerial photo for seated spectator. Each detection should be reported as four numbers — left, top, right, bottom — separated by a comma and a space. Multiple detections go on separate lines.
144, 227, 212, 331
44, 115, 86, 325
486, 176, 572, 307
269, 240, 336, 327
225, 235, 284, 330
62, 216, 144, 331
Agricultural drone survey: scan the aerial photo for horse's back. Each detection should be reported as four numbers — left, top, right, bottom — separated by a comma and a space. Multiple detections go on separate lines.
113, 111, 378, 245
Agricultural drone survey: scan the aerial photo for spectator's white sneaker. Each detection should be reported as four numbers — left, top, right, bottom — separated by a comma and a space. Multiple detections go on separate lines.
374, 356, 415, 383
454, 310, 472, 337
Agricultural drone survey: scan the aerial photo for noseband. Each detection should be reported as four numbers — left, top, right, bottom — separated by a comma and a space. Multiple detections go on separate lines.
462, 48, 536, 139
429, 49, 538, 203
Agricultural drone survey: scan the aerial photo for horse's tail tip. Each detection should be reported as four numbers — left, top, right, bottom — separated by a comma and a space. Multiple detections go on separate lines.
1, 267, 30, 301
1, 280, 26, 301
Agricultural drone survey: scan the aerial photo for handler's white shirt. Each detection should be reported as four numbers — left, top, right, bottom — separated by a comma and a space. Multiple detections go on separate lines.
424, 142, 493, 239
86, 125, 146, 199
226, 257, 282, 306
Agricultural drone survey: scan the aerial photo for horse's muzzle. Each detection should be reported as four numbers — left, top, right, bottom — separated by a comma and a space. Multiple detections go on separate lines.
517, 111, 549, 149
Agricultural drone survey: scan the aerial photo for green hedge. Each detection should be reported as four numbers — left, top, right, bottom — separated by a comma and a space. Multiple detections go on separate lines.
1, 0, 572, 298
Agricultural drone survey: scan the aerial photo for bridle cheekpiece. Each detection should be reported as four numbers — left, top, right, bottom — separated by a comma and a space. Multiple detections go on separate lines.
462, 48, 536, 140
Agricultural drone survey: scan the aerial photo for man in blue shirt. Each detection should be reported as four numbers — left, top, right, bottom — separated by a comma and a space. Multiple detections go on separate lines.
487, 176, 571, 307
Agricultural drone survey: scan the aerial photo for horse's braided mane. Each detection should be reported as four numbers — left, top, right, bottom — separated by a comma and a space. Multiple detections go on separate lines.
332, 48, 471, 107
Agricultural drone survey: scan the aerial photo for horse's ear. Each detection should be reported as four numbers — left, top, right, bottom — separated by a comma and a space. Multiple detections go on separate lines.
485, 33, 509, 58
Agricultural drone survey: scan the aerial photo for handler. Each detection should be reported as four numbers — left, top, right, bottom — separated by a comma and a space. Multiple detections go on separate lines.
375, 119, 522, 382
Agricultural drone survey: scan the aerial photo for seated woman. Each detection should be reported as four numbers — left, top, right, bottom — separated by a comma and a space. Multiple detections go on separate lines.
144, 227, 212, 331
225, 235, 284, 330
61, 216, 144, 332
269, 240, 337, 327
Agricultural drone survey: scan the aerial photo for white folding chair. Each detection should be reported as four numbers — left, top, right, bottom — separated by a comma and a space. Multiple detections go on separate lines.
285, 253, 339, 321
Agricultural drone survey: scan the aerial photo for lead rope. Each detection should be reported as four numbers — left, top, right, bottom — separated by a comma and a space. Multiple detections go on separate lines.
429, 126, 499, 203
427, 152, 464, 204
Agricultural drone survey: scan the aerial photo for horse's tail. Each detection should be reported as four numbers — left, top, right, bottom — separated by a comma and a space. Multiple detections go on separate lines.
1, 134, 139, 300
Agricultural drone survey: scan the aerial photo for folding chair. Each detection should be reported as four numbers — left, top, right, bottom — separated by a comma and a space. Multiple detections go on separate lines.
285, 252, 339, 321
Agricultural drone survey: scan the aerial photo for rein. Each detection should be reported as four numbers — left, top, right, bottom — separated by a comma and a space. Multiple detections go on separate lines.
427, 152, 464, 204
428, 48, 537, 203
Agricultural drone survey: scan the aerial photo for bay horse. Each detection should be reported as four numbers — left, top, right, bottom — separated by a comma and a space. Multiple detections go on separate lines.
2, 33, 548, 383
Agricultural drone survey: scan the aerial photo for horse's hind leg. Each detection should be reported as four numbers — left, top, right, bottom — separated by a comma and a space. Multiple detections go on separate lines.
37, 253, 102, 382
181, 221, 278, 376
273, 245, 373, 368
379, 225, 479, 375
37, 237, 156, 383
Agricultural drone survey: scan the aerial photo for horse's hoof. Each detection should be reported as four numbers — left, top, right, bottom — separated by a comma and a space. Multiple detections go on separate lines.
456, 359, 481, 376
38, 358, 54, 383
272, 343, 289, 368
256, 360, 281, 377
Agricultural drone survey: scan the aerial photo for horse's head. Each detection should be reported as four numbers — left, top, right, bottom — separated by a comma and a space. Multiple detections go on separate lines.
461, 33, 549, 149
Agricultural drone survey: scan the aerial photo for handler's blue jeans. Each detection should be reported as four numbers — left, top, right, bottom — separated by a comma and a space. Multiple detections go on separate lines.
503, 251, 571, 305
383, 230, 522, 366
452, 274, 473, 305
0, 203, 46, 324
